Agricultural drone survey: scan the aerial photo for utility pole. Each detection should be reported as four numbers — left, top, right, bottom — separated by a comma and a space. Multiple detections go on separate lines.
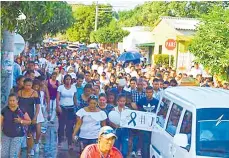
95, 1, 98, 31
1, 30, 14, 107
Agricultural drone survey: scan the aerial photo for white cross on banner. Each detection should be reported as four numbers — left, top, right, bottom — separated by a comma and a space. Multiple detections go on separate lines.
120, 109, 156, 131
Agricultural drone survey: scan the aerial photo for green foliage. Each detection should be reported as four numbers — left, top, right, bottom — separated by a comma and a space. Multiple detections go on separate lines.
90, 20, 129, 43
65, 4, 113, 43
154, 54, 174, 67
1, 1, 74, 44
189, 6, 229, 81
1, 2, 21, 31
118, 1, 227, 27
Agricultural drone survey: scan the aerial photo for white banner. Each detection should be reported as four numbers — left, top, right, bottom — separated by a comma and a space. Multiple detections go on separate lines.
120, 109, 156, 131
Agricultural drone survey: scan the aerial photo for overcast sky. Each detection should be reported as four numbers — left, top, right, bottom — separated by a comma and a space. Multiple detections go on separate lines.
67, 0, 150, 11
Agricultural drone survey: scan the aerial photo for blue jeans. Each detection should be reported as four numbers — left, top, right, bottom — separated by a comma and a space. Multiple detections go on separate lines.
79, 138, 97, 152
131, 129, 139, 152
115, 128, 129, 158
141, 131, 151, 158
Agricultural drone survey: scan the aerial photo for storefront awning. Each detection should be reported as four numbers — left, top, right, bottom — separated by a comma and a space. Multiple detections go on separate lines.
136, 43, 155, 47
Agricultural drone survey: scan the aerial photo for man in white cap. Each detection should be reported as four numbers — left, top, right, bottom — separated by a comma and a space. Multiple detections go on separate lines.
80, 126, 122, 158
109, 78, 130, 97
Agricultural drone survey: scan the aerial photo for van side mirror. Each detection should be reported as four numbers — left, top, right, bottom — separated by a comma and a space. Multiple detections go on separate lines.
173, 133, 188, 148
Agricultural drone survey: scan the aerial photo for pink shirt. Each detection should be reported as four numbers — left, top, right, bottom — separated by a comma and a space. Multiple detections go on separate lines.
81, 144, 123, 158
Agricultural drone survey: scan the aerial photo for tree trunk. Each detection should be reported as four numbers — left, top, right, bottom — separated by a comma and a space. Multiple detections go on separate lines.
1, 30, 15, 107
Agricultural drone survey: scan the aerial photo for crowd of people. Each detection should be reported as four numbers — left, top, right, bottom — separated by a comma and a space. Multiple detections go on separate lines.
1, 45, 229, 158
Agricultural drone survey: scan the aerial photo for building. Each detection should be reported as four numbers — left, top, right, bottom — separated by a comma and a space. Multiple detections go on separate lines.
152, 16, 200, 71
118, 26, 155, 63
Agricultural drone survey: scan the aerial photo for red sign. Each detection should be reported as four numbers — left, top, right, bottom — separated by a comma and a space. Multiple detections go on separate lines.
165, 39, 176, 50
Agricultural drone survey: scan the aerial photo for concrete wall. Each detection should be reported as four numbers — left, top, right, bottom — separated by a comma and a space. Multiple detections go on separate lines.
121, 26, 154, 52
152, 20, 182, 56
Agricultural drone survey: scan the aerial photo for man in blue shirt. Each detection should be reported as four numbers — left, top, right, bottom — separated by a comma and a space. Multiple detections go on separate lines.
109, 78, 130, 98
13, 62, 22, 86
137, 86, 159, 158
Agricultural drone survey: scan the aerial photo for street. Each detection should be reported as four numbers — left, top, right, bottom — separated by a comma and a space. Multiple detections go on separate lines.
25, 121, 141, 158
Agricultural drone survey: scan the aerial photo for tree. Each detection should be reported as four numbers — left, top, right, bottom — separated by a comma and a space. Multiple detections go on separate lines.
118, 1, 228, 27
90, 20, 129, 43
1, 2, 74, 107
17, 1, 74, 44
65, 4, 113, 43
189, 6, 229, 81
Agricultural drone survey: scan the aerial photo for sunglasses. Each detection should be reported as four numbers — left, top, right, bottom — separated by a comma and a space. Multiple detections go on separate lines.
89, 95, 98, 99
101, 129, 115, 136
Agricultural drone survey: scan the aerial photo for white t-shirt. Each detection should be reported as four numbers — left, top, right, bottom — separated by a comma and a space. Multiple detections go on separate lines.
98, 66, 104, 75
130, 71, 138, 78
39, 58, 47, 68
125, 67, 131, 74
189, 67, 203, 78
92, 64, 98, 71
46, 62, 57, 74
23, 70, 41, 77
76, 108, 107, 139
57, 85, 76, 106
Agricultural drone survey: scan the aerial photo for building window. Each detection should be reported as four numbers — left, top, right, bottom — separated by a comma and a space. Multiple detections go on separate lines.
159, 45, 162, 54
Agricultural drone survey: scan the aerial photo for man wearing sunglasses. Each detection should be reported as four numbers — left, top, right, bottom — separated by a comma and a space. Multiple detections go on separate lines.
81, 126, 123, 158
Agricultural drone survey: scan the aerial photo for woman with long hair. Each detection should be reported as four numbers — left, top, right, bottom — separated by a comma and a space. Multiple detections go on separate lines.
56, 74, 77, 150
77, 83, 93, 109
17, 78, 40, 156
32, 79, 45, 153
47, 72, 59, 123
72, 95, 107, 152
1, 93, 31, 158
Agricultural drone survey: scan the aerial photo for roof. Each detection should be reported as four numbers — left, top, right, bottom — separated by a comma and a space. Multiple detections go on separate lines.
164, 87, 229, 109
122, 26, 151, 32
160, 16, 200, 31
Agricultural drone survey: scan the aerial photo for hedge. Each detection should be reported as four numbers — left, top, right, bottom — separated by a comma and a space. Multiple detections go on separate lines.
154, 54, 174, 67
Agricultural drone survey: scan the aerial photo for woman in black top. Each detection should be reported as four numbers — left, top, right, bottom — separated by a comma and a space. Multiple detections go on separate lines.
17, 78, 40, 156
1, 93, 31, 158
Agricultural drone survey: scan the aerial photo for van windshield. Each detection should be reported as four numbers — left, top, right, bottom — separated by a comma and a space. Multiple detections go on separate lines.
196, 108, 229, 157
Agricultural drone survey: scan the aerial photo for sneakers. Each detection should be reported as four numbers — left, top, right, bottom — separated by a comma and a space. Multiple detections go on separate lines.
137, 150, 141, 156
33, 143, 40, 153
131, 151, 137, 157
30, 149, 35, 156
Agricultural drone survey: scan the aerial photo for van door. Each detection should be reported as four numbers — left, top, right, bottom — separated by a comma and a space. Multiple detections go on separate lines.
172, 110, 194, 158
151, 98, 172, 157
163, 103, 184, 158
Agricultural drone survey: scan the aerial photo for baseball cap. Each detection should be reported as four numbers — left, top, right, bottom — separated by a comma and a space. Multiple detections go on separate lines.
99, 126, 117, 139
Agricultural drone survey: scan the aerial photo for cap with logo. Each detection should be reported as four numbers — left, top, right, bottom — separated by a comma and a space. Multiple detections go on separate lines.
99, 126, 117, 139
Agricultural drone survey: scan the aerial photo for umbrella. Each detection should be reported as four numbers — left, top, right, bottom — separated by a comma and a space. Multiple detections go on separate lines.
117, 51, 142, 62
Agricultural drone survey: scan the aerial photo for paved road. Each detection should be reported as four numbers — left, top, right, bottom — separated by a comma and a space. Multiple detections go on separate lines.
28, 121, 141, 158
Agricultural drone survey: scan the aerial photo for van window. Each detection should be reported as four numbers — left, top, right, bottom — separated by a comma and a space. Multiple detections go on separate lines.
166, 103, 183, 137
180, 110, 192, 151
156, 98, 171, 128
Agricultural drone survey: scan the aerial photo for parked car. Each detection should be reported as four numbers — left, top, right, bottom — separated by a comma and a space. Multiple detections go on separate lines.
151, 87, 229, 158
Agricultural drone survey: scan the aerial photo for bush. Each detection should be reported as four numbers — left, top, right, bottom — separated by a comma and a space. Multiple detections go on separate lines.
154, 54, 174, 67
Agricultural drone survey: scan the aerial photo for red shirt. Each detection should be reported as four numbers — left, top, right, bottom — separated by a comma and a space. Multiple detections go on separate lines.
80, 144, 123, 158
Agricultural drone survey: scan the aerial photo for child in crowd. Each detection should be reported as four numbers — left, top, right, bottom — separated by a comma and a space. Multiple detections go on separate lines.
110, 94, 129, 158
32, 79, 45, 153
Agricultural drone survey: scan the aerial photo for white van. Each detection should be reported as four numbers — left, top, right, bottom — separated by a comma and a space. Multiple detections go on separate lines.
150, 87, 229, 158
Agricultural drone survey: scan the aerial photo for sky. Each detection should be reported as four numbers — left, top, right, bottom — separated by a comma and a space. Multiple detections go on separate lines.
67, 0, 150, 11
